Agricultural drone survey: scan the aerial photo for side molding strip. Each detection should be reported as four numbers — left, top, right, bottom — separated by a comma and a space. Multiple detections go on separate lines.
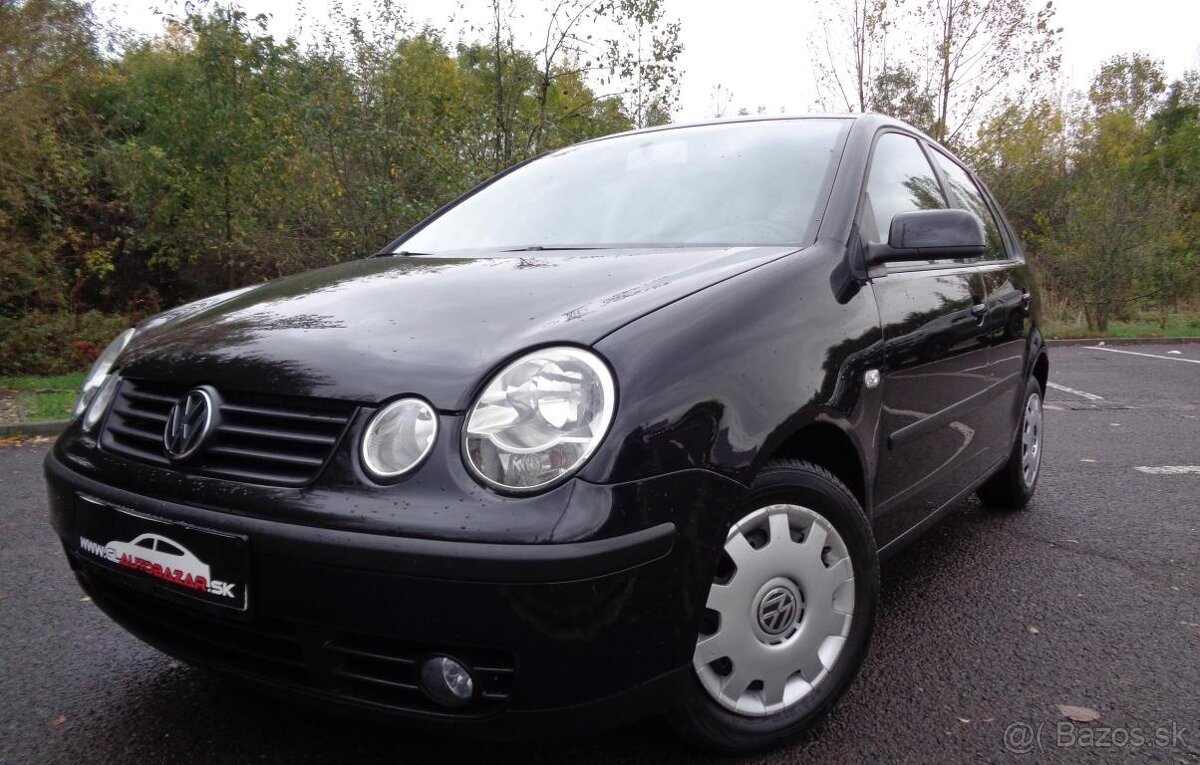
888, 372, 1020, 449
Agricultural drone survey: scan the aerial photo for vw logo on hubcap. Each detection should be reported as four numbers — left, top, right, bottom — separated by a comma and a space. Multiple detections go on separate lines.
163, 388, 215, 460
757, 585, 799, 636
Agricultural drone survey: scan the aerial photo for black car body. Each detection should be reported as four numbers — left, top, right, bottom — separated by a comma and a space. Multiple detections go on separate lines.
47, 114, 1048, 751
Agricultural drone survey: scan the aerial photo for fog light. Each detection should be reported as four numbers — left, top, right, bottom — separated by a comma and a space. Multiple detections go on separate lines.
420, 655, 474, 707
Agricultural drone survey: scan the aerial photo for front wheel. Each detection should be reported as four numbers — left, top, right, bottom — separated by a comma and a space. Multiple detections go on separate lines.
978, 375, 1044, 509
670, 460, 878, 754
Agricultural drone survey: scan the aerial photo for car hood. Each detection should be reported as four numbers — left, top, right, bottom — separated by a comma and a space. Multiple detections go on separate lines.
121, 246, 796, 409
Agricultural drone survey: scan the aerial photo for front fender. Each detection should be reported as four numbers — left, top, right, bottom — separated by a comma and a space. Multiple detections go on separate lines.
581, 241, 883, 492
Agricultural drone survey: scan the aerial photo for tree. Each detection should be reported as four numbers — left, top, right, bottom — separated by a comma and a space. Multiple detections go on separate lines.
1088, 52, 1167, 122
111, 8, 308, 291
968, 97, 1068, 234
598, 0, 682, 128
1140, 73, 1200, 325
917, 0, 1060, 145
0, 0, 108, 317
1029, 57, 1193, 332
0, 0, 680, 374
867, 63, 936, 131
813, 0, 898, 114
709, 82, 734, 118
809, 0, 1059, 147
478, 0, 681, 168
1031, 119, 1158, 332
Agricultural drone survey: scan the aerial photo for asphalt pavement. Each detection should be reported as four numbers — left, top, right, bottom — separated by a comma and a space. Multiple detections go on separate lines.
2, 343, 1198, 764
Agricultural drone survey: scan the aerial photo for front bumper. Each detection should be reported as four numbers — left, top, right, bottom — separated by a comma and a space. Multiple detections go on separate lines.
46, 450, 743, 735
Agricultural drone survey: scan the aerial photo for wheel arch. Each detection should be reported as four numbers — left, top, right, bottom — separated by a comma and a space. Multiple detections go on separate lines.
1032, 351, 1049, 393
760, 418, 870, 513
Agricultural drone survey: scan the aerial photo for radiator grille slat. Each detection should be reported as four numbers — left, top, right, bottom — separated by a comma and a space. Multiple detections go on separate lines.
217, 422, 338, 446
111, 404, 169, 423
206, 443, 327, 467
220, 401, 348, 424
99, 378, 356, 487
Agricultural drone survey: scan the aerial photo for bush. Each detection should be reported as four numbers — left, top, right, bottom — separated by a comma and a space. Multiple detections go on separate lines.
0, 311, 131, 376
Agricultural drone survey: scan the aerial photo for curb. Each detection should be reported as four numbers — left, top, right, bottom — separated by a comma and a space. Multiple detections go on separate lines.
1044, 337, 1200, 347
0, 419, 70, 438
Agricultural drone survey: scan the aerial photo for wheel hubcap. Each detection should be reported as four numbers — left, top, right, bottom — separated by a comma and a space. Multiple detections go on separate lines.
693, 504, 856, 717
1021, 391, 1042, 487
756, 581, 802, 638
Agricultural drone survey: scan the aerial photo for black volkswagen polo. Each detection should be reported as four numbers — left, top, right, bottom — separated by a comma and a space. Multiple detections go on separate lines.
47, 114, 1048, 753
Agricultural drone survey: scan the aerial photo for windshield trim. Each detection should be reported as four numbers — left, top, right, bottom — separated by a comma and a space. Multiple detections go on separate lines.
377, 117, 854, 257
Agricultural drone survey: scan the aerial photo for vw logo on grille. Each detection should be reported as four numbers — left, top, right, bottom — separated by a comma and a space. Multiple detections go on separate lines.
163, 388, 215, 460
757, 586, 799, 636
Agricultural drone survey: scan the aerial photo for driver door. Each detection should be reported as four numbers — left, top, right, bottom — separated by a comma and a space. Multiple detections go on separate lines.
860, 132, 995, 545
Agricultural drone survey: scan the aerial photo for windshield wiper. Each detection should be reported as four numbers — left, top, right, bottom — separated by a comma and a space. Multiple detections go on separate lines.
500, 245, 608, 253
385, 250, 438, 257
376, 245, 609, 257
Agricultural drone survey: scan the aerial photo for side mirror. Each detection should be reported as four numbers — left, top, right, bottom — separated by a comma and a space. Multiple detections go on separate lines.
865, 208, 987, 267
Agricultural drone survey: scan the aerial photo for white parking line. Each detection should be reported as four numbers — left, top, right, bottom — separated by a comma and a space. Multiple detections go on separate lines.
1134, 466, 1200, 475
1087, 346, 1200, 365
1047, 381, 1105, 401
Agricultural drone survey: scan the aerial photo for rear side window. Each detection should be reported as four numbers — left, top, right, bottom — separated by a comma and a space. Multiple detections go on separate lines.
929, 151, 1008, 261
860, 133, 946, 245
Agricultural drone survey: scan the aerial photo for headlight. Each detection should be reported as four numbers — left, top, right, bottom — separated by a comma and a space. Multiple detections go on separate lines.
82, 373, 121, 432
361, 397, 439, 479
74, 328, 135, 419
463, 347, 615, 492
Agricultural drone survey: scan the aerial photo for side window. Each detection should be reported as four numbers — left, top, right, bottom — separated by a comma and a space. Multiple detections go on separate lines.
157, 541, 183, 556
929, 150, 1008, 261
860, 133, 945, 245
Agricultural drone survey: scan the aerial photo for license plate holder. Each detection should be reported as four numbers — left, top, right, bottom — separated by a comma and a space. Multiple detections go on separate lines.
75, 498, 250, 611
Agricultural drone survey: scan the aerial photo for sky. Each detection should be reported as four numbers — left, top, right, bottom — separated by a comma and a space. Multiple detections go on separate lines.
101, 0, 1200, 122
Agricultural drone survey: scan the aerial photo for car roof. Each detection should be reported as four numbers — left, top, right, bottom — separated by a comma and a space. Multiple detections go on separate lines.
583, 112, 937, 149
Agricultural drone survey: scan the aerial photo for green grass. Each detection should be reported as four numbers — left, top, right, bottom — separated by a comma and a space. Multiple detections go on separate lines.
0, 371, 85, 391
0, 371, 84, 423
1042, 312, 1200, 340
20, 390, 77, 421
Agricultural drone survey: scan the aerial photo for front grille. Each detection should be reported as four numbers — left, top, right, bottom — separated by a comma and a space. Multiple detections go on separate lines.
84, 566, 515, 716
88, 567, 309, 686
100, 378, 357, 487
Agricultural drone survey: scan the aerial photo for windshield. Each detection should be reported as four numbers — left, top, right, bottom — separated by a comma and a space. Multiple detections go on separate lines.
395, 119, 848, 254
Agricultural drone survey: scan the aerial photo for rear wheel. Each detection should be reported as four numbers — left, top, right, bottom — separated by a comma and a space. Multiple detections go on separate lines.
671, 460, 878, 754
978, 375, 1043, 509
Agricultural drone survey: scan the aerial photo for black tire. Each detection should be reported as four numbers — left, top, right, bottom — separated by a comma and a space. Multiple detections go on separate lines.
978, 375, 1044, 509
670, 459, 879, 754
